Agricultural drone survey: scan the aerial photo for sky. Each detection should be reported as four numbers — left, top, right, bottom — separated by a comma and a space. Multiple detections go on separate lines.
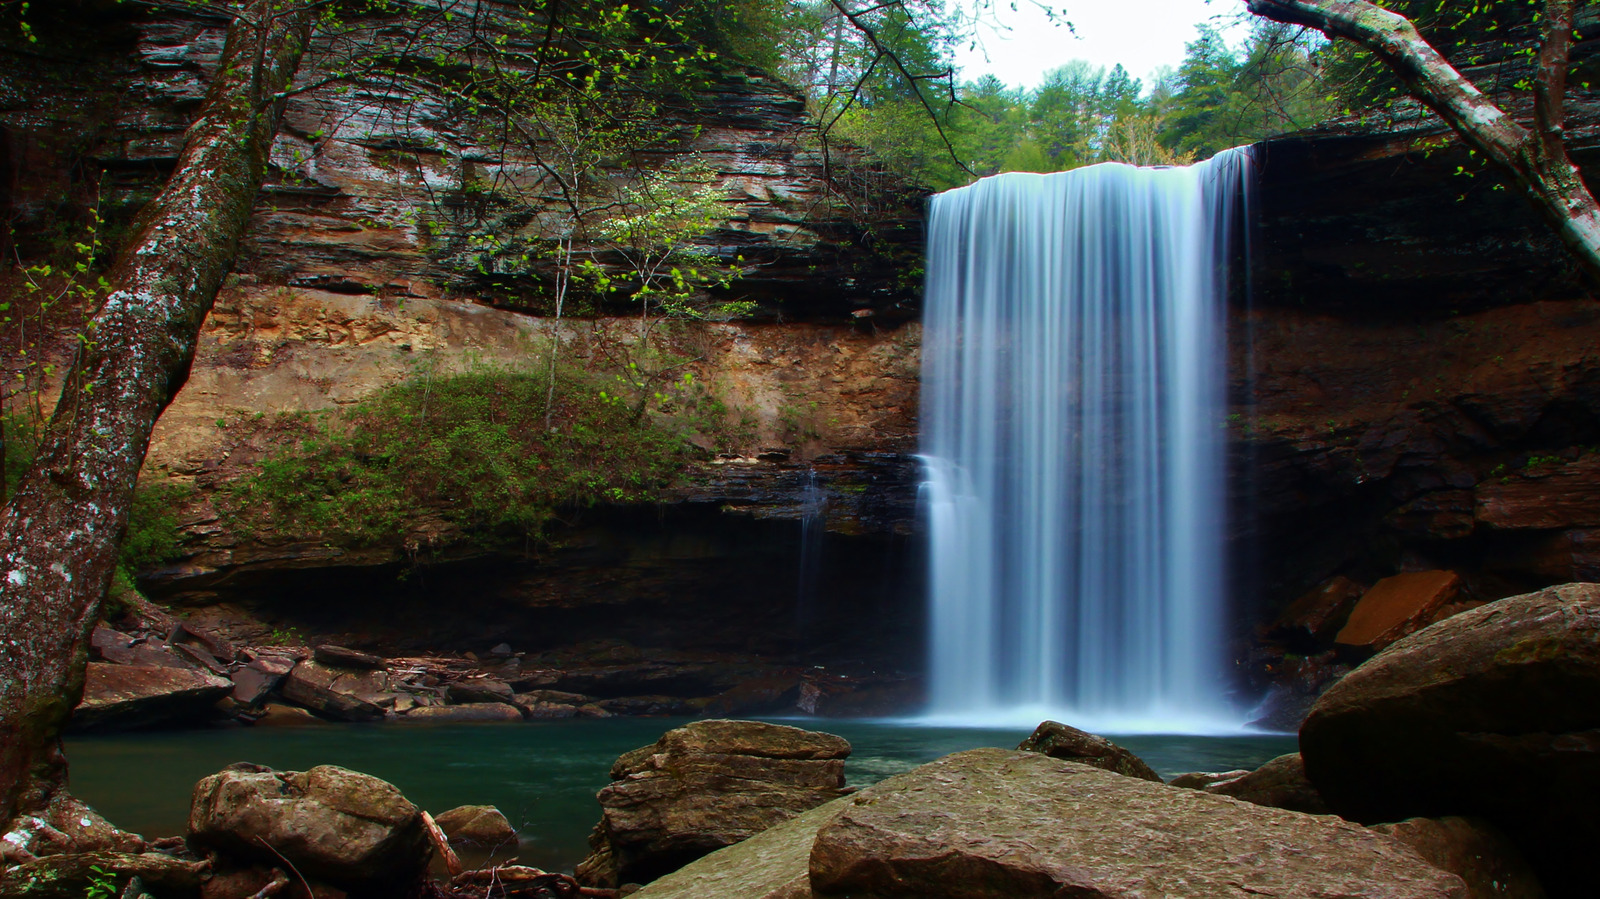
949, 0, 1252, 91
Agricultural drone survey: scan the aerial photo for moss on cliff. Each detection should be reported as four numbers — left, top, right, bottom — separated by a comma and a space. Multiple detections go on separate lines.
224, 365, 743, 549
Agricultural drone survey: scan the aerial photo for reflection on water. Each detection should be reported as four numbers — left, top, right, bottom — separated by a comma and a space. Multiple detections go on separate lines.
66, 719, 1296, 872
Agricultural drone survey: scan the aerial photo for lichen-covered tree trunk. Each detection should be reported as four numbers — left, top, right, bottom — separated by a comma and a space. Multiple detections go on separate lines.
0, 0, 311, 829
1246, 0, 1600, 288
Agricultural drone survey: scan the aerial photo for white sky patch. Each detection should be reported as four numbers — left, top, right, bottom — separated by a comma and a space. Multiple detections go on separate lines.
950, 0, 1253, 91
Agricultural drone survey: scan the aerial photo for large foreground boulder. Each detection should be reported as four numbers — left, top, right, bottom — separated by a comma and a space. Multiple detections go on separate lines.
71, 663, 231, 731
188, 763, 429, 896
574, 719, 850, 888
809, 749, 1467, 898
1300, 582, 1600, 896
629, 799, 851, 899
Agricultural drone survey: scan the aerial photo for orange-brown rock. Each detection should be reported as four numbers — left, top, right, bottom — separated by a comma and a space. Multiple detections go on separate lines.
1336, 571, 1463, 649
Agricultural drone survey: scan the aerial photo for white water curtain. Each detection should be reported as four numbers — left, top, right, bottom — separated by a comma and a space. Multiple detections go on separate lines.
921, 149, 1252, 731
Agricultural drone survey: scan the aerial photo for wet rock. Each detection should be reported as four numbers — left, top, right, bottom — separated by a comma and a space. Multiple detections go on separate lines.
188, 763, 429, 896
312, 644, 384, 670
280, 660, 390, 721
229, 656, 295, 707
171, 643, 228, 677
1301, 582, 1600, 896
700, 676, 801, 718
250, 703, 327, 727
1202, 752, 1331, 814
71, 663, 231, 732
628, 798, 851, 899
593, 695, 700, 717
488, 643, 515, 657
551, 663, 729, 699
1167, 769, 1251, 790
518, 701, 579, 720
1371, 817, 1546, 899
575, 719, 851, 888
435, 805, 517, 848
445, 677, 514, 705
401, 703, 523, 723
809, 748, 1466, 899
1272, 576, 1366, 645
89, 630, 190, 669
1336, 570, 1464, 649
0, 851, 206, 899
1015, 720, 1162, 781
1475, 456, 1600, 530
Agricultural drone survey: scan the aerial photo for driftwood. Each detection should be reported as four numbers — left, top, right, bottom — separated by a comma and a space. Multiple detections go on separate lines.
443, 866, 622, 899
423, 810, 464, 876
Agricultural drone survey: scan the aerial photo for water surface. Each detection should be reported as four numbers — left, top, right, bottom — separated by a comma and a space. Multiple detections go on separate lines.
67, 719, 1295, 872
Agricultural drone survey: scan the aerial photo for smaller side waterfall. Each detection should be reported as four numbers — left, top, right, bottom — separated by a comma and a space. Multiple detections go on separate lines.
920, 149, 1252, 731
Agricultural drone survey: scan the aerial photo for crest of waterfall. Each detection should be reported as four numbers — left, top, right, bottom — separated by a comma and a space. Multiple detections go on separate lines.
920, 148, 1253, 732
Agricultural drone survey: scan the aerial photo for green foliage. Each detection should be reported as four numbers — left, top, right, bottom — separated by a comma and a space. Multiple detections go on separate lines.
825, 20, 1333, 190
227, 365, 740, 548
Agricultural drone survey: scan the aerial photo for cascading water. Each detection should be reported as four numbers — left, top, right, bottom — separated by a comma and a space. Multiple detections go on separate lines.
920, 148, 1252, 732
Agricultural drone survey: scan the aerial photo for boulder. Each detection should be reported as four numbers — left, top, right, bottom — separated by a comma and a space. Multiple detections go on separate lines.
575, 719, 850, 888
434, 805, 517, 848
1301, 582, 1600, 896
401, 703, 523, 723
188, 763, 429, 896
1015, 720, 1162, 781
312, 644, 384, 670
230, 656, 295, 707
0, 851, 205, 899
809, 748, 1467, 899
1200, 752, 1331, 815
71, 663, 231, 732
1371, 818, 1546, 899
1335, 570, 1462, 649
518, 701, 579, 720
629, 798, 851, 899
280, 661, 391, 721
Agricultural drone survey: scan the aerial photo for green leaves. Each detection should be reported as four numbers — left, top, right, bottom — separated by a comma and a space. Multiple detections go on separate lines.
226, 365, 727, 549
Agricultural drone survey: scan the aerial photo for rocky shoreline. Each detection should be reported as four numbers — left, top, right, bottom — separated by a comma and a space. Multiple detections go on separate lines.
75, 581, 921, 735
7, 581, 1591, 898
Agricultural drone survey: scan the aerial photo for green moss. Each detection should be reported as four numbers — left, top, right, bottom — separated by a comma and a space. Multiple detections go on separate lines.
226, 365, 739, 548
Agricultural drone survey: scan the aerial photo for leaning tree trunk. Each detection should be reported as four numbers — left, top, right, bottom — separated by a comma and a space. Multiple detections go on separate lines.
0, 0, 311, 828
1245, 0, 1600, 288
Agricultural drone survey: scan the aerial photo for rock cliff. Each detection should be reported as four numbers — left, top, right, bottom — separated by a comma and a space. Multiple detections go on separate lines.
7, 3, 1600, 713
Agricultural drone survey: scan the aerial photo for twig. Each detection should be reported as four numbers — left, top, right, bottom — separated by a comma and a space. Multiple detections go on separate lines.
255, 836, 314, 899
423, 810, 464, 877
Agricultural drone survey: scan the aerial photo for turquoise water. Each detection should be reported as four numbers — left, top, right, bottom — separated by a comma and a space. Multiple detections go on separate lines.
65, 719, 1296, 872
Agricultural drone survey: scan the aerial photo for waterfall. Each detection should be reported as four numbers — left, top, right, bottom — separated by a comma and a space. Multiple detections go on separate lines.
920, 148, 1252, 732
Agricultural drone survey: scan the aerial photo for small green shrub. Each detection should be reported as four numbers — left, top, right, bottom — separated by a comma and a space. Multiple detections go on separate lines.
227, 365, 728, 547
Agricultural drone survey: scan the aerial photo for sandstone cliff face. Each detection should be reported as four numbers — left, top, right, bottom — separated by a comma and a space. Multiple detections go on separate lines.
8, 3, 1600, 696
